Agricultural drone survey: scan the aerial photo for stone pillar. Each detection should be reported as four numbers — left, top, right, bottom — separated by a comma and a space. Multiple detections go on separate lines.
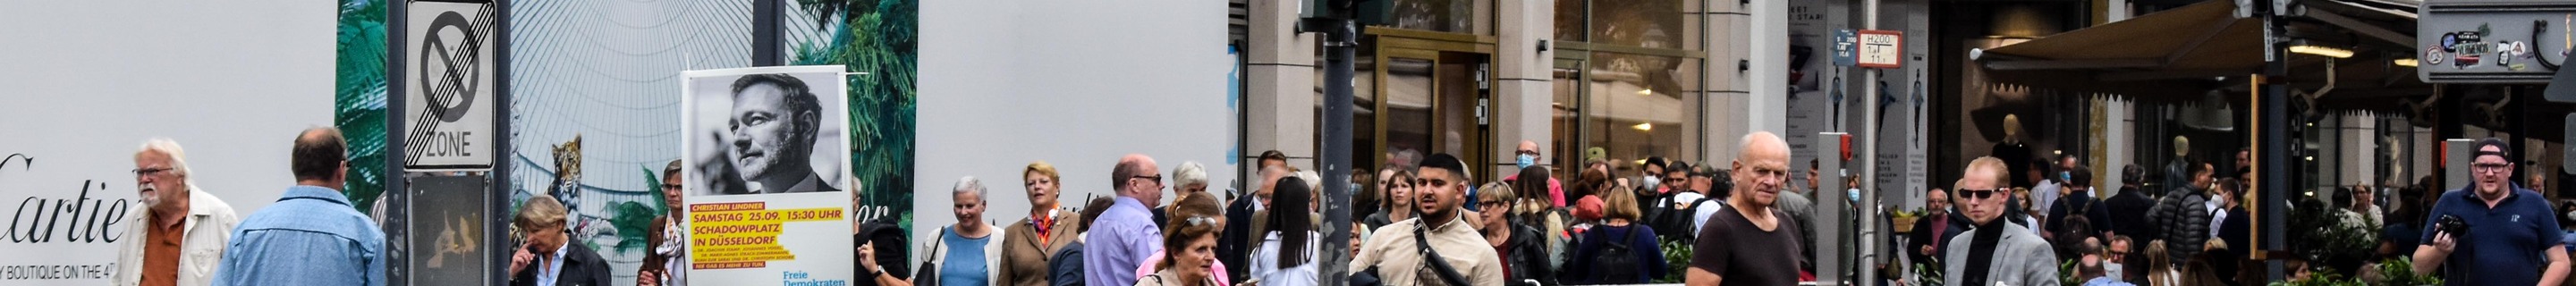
1493, 0, 1553, 180
1705, 0, 1785, 162
1247, 0, 1318, 184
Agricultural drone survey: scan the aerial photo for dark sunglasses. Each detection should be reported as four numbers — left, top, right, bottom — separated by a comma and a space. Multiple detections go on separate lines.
1956, 188, 2005, 200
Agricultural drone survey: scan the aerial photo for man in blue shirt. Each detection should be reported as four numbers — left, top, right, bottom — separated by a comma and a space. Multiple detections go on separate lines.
1085, 154, 1165, 286
209, 127, 386, 286
2412, 138, 2570, 285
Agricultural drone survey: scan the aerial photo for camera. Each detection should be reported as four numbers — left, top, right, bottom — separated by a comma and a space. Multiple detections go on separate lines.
2435, 214, 2470, 236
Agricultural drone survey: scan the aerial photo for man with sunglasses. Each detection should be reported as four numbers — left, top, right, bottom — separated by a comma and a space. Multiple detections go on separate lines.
1085, 154, 1166, 286
1351, 153, 1507, 286
1685, 132, 1804, 286
1942, 156, 2060, 286
2411, 139, 2570, 286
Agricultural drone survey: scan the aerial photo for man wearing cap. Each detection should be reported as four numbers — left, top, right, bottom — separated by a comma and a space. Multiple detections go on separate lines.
2411, 138, 2571, 285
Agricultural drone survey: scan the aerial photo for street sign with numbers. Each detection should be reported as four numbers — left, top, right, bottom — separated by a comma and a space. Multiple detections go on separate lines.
1858, 29, 1903, 69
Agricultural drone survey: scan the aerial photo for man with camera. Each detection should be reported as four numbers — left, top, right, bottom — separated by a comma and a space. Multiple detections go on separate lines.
2411, 138, 2570, 286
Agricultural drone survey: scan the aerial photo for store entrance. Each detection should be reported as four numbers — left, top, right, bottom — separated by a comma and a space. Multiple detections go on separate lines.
1361, 27, 1496, 172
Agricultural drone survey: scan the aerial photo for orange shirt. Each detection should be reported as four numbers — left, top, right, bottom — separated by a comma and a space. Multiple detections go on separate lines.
140, 214, 184, 286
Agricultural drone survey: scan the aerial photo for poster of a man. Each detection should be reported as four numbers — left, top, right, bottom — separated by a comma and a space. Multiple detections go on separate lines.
685, 67, 852, 196
680, 65, 858, 285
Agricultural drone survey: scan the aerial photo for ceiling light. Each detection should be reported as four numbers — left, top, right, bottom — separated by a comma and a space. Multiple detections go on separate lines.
1637, 89, 1654, 96
2394, 58, 2418, 67
2290, 40, 2354, 58
1633, 122, 1653, 131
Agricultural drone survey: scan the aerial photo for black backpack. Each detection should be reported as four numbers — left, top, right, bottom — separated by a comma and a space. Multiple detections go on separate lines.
1590, 226, 1646, 283
1650, 195, 1717, 240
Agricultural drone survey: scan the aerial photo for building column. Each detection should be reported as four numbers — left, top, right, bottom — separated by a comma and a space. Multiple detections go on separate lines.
1247, 0, 1317, 183
1704, 0, 1783, 162
1493, 0, 1553, 180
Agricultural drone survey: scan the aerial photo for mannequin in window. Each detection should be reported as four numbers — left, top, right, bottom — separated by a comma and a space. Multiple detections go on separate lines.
2163, 136, 2191, 198
1992, 114, 2033, 188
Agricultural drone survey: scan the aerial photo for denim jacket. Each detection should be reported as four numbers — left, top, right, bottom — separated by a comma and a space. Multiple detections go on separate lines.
210, 185, 386, 286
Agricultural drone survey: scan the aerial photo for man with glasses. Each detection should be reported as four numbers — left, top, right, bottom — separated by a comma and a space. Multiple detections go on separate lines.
2411, 139, 2571, 285
114, 138, 241, 286
1351, 153, 1507, 286
1685, 132, 1804, 286
1506, 140, 1564, 207
1942, 156, 2060, 286
1085, 154, 1166, 286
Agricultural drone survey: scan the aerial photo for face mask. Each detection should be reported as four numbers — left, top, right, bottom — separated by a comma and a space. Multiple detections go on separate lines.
1848, 188, 1861, 202
2105, 263, 2124, 282
1641, 175, 1661, 189
1515, 155, 1537, 169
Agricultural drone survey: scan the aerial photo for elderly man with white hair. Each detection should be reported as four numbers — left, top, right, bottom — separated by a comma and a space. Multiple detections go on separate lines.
114, 138, 240, 286
927, 176, 1006, 286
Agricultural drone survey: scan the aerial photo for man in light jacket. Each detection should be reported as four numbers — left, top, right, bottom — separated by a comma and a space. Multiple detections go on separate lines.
114, 139, 240, 286
1946, 156, 2062, 286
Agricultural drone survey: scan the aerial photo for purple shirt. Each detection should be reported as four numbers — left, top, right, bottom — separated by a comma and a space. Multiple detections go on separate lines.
1085, 197, 1164, 286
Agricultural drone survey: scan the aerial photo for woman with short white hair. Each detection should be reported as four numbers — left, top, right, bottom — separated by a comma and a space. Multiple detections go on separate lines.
928, 176, 1006, 286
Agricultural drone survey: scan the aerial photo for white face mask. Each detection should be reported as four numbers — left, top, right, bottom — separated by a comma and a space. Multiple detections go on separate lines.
1641, 175, 1661, 189
2105, 263, 2124, 282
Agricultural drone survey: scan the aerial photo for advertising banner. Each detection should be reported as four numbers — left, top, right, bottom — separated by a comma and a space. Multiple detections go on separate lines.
681, 66, 856, 285
0, 1, 334, 284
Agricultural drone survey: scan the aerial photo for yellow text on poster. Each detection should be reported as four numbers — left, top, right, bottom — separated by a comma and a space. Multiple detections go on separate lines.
689, 202, 843, 269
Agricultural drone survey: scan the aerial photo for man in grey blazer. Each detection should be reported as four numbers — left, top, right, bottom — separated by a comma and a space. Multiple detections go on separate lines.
1946, 156, 2062, 286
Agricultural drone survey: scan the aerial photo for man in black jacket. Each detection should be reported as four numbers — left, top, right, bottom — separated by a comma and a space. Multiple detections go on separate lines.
2046, 167, 2110, 242
2102, 164, 2160, 262
509, 197, 611, 286
1218, 165, 1287, 283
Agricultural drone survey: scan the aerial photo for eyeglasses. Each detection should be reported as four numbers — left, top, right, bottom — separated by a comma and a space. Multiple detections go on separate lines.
132, 167, 175, 178
1956, 188, 2005, 200
1479, 200, 1506, 207
661, 183, 684, 191
2473, 163, 2513, 173
1131, 175, 1164, 186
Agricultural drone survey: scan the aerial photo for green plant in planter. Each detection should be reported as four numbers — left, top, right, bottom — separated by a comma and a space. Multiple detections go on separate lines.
1657, 238, 1693, 283
1911, 260, 1944, 286
2372, 257, 2442, 286
2266, 267, 2365, 286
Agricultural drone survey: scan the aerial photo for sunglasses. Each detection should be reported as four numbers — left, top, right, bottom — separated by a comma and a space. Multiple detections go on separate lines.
1956, 188, 2005, 200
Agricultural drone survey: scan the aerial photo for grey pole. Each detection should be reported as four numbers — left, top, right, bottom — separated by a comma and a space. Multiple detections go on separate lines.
1316, 13, 1359, 286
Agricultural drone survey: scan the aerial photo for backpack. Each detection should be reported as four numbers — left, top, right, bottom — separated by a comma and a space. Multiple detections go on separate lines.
1650, 195, 1717, 240
1590, 226, 1646, 283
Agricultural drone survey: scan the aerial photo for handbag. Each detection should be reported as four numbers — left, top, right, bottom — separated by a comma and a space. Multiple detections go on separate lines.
918, 227, 946, 286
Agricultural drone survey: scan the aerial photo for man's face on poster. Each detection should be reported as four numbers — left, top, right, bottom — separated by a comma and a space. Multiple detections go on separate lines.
728, 82, 811, 182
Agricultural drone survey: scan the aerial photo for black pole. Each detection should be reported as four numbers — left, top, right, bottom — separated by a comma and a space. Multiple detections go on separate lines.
2258, 0, 2290, 281
1318, 16, 1358, 286
752, 0, 783, 66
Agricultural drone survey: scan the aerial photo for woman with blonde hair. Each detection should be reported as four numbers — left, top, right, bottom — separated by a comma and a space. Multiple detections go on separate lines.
1562, 186, 1665, 284
2142, 240, 2179, 286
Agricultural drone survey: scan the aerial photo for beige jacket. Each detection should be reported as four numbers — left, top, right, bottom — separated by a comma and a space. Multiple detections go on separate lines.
113, 189, 239, 286
1349, 214, 1505, 286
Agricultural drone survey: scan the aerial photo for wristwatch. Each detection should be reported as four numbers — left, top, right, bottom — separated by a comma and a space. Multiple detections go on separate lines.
870, 267, 886, 278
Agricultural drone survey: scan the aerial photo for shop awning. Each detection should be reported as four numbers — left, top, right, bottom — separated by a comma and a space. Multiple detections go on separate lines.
1971, 0, 2429, 105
